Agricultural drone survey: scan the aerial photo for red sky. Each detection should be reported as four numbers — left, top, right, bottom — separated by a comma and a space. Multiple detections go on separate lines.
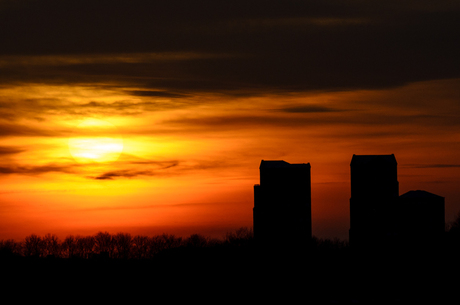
1, 1, 459, 241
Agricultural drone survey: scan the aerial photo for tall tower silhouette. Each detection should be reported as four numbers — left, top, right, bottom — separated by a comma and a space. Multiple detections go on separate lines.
349, 154, 399, 248
253, 160, 311, 246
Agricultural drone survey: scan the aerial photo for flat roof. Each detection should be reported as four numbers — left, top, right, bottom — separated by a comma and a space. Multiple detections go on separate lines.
351, 154, 397, 166
259, 160, 310, 169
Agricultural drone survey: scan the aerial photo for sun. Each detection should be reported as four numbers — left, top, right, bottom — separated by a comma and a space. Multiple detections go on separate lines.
68, 118, 124, 163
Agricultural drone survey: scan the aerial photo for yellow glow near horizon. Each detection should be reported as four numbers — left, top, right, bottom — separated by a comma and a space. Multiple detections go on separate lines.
68, 118, 124, 163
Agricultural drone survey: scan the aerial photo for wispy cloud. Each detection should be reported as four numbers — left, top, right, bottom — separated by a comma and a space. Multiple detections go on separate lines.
128, 90, 188, 98
88, 158, 234, 180
278, 105, 347, 113
163, 111, 460, 132
0, 163, 75, 175
0, 96, 189, 122
0, 146, 25, 155
403, 164, 460, 169
0, 123, 66, 137
90, 169, 161, 180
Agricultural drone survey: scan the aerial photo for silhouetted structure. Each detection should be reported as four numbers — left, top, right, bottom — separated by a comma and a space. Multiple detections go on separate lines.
349, 154, 445, 249
349, 154, 399, 248
398, 190, 445, 243
253, 160, 311, 247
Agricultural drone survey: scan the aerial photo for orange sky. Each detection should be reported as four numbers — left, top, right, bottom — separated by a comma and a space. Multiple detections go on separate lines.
1, 79, 459, 241
1, 1, 460, 241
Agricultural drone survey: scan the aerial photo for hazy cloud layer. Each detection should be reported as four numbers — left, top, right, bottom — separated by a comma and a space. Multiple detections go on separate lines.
163, 111, 460, 132
90, 170, 161, 180
0, 97, 190, 121
129, 90, 188, 98
0, 123, 65, 137
0, 1, 459, 94
0, 160, 175, 179
404, 164, 460, 169
0, 156, 230, 180
0, 146, 25, 155
278, 105, 346, 113
0, 164, 75, 175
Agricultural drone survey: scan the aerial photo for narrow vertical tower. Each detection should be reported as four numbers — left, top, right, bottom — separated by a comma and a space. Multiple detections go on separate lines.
349, 154, 399, 248
253, 160, 311, 246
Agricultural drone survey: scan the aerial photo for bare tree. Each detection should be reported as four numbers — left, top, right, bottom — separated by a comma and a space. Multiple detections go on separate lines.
74, 235, 95, 258
42, 233, 60, 257
114, 232, 132, 259
83, 236, 95, 258
225, 227, 254, 247
94, 232, 113, 257
24, 234, 42, 257
62, 235, 76, 258
132, 235, 149, 259
74, 235, 85, 258
150, 234, 182, 256
0, 239, 20, 257
185, 234, 209, 248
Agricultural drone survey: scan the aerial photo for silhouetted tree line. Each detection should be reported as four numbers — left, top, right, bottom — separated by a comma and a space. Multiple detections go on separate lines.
4, 223, 460, 304
0, 227, 255, 259
0, 226, 354, 260
5, 212, 460, 260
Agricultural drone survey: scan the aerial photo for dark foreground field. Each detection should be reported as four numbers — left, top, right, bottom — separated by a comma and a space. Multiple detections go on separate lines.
2, 236, 460, 304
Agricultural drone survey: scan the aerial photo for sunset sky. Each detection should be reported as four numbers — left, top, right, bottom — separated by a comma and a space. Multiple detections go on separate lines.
1, 1, 459, 241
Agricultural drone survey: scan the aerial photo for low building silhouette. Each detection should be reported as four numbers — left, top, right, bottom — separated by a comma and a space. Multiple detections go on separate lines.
253, 160, 311, 246
398, 190, 445, 243
349, 154, 445, 249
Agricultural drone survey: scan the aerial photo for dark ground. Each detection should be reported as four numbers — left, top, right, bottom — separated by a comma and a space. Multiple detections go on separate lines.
2, 244, 459, 304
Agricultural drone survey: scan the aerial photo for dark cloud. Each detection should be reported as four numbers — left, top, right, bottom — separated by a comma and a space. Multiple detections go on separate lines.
0, 158, 180, 178
126, 160, 179, 169
0, 164, 75, 175
0, 123, 64, 137
279, 105, 345, 113
0, 146, 25, 155
0, 97, 188, 121
163, 111, 460, 132
0, 1, 459, 94
91, 170, 157, 180
88, 155, 236, 181
129, 90, 187, 98
404, 164, 460, 169
78, 100, 186, 115
89, 160, 179, 180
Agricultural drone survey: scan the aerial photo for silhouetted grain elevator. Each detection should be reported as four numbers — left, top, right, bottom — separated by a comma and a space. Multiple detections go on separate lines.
253, 160, 311, 246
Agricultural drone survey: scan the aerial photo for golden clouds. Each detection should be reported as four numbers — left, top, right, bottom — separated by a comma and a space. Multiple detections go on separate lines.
68, 119, 123, 163
0, 78, 460, 241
